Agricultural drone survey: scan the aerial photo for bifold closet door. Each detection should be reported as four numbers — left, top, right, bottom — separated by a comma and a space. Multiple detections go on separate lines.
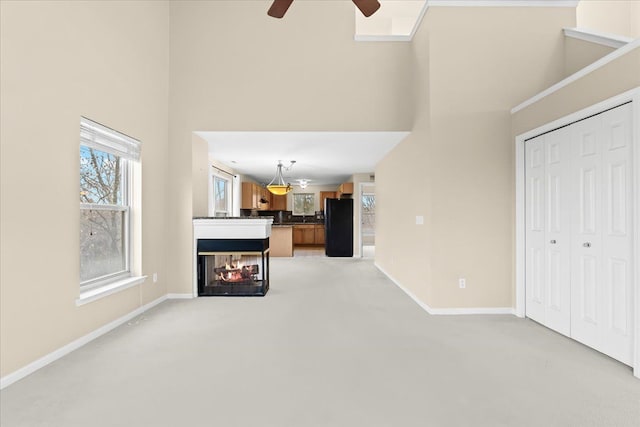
525, 128, 572, 336
570, 104, 633, 365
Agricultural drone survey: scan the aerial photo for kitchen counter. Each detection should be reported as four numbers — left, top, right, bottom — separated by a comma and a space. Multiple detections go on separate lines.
194, 216, 274, 220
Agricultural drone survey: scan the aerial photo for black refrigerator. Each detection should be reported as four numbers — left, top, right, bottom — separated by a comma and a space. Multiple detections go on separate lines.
325, 198, 353, 257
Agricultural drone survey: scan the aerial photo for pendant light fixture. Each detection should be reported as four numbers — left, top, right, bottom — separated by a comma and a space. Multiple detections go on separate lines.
267, 160, 295, 195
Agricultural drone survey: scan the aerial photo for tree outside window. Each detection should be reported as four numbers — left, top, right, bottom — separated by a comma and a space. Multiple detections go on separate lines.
293, 193, 315, 215
80, 146, 129, 284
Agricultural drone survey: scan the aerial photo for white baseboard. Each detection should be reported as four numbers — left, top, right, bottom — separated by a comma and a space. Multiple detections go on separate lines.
374, 263, 516, 316
167, 293, 194, 299
0, 294, 168, 390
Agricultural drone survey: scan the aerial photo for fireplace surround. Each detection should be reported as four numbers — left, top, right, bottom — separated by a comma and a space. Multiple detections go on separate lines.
193, 218, 273, 297
197, 238, 269, 296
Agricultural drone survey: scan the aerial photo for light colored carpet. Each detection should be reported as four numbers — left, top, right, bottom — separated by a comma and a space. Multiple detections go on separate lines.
1, 258, 639, 427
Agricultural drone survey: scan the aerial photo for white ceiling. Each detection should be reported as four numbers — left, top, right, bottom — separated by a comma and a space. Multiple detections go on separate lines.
196, 131, 410, 186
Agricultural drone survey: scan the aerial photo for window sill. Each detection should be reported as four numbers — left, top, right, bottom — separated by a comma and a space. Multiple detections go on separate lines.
76, 276, 147, 306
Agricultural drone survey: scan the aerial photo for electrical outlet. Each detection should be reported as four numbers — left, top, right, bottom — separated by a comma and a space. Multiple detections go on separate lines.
153, 273, 158, 283
459, 278, 466, 289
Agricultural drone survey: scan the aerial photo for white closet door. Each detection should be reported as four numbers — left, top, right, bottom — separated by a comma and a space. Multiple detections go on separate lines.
544, 127, 572, 336
525, 135, 546, 324
570, 115, 603, 351
600, 104, 633, 365
570, 103, 634, 364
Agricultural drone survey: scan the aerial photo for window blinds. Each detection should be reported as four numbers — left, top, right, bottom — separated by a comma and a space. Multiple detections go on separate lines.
80, 117, 141, 161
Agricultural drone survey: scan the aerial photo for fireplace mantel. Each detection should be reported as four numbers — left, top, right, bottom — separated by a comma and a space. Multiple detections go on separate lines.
192, 217, 273, 296
193, 217, 273, 240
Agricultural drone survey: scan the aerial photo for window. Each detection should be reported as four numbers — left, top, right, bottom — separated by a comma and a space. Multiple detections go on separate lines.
79, 117, 140, 288
213, 175, 230, 217
293, 193, 315, 215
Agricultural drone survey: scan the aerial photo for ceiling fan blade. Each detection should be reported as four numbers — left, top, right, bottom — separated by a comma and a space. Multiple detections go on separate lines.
268, 0, 294, 18
352, 0, 381, 17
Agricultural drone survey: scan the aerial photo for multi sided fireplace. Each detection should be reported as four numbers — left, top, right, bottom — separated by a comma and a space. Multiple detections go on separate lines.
193, 218, 273, 297
197, 238, 269, 296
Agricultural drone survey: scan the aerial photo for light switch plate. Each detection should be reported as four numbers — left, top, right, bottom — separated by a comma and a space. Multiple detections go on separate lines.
416, 215, 424, 225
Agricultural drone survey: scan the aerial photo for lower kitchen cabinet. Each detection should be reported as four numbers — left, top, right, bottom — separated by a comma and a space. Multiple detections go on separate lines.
314, 226, 325, 245
293, 224, 325, 246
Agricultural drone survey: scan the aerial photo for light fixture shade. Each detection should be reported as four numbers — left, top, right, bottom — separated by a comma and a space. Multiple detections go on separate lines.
267, 184, 291, 195
267, 161, 293, 195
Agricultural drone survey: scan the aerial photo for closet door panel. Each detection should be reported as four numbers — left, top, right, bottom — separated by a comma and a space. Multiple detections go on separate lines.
570, 117, 603, 350
525, 136, 546, 324
600, 104, 633, 365
544, 127, 571, 336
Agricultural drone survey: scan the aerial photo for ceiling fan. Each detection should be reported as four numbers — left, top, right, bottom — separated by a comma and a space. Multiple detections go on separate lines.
268, 0, 381, 19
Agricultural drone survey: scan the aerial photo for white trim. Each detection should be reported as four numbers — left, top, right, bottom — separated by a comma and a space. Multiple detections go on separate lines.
515, 133, 526, 318
167, 293, 194, 299
511, 39, 640, 114
514, 87, 640, 378
1, 294, 168, 390
409, 1, 430, 40
564, 27, 633, 49
355, 1, 578, 43
633, 91, 640, 379
427, 0, 578, 7
375, 263, 516, 315
354, 35, 413, 42
76, 275, 147, 306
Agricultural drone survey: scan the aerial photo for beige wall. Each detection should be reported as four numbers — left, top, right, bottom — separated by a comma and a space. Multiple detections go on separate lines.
168, 0, 413, 294
376, 6, 575, 309
564, 35, 616, 77
0, 1, 170, 377
513, 46, 640, 135
577, 0, 640, 38
192, 134, 210, 217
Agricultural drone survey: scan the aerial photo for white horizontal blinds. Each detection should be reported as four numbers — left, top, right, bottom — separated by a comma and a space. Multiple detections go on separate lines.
80, 117, 141, 161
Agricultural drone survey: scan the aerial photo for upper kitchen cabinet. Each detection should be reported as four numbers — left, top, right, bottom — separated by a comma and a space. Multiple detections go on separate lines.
336, 182, 353, 199
241, 182, 257, 209
271, 194, 287, 210
241, 182, 271, 210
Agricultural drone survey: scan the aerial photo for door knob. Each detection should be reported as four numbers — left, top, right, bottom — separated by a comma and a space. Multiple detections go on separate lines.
583, 242, 591, 248
550, 239, 557, 244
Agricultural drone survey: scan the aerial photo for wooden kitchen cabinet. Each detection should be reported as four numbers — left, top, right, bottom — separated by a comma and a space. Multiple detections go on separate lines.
257, 186, 270, 210
337, 182, 353, 198
271, 194, 286, 210
241, 182, 257, 209
293, 224, 325, 246
293, 226, 303, 245
314, 225, 325, 245
241, 182, 272, 210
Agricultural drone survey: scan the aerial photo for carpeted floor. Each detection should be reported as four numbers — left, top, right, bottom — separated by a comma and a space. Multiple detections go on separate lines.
1, 257, 639, 426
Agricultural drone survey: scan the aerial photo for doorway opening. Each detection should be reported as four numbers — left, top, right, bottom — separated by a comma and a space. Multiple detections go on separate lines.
361, 184, 375, 258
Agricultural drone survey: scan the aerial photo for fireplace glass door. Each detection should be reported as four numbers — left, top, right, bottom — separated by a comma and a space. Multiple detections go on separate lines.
197, 238, 269, 296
